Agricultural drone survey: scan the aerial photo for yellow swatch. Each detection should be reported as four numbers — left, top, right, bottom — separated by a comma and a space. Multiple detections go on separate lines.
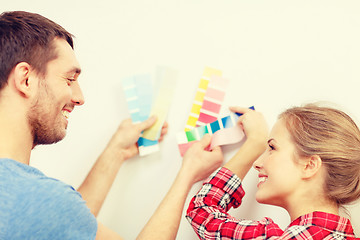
142, 67, 178, 141
199, 78, 209, 90
184, 66, 222, 131
191, 104, 202, 115
203, 66, 222, 79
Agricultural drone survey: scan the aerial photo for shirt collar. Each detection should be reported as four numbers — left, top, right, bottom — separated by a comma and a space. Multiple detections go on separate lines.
289, 211, 355, 237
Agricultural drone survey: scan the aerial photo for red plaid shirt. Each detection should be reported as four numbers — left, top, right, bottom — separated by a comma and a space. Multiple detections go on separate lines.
186, 167, 358, 240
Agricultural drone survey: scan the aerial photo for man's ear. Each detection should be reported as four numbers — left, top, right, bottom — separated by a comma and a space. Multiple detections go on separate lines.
12, 62, 35, 98
301, 155, 322, 179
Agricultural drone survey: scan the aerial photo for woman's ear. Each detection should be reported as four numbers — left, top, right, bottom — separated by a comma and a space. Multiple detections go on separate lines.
12, 62, 34, 98
301, 155, 322, 179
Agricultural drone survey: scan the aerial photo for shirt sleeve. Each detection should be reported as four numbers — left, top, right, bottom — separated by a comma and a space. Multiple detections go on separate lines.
3, 174, 98, 240
186, 167, 284, 240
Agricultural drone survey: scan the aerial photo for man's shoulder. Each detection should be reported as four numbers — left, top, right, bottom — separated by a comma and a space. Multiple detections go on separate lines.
0, 158, 58, 196
0, 158, 83, 205
0, 158, 97, 240
0, 158, 45, 179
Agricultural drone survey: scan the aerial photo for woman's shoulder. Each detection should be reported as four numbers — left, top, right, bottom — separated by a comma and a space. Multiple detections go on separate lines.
285, 212, 356, 239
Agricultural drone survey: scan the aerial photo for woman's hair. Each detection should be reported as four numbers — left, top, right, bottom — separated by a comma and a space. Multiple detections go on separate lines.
0, 11, 74, 90
279, 104, 360, 206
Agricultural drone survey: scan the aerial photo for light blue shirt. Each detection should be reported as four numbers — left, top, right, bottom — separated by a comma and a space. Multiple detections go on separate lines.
0, 158, 97, 240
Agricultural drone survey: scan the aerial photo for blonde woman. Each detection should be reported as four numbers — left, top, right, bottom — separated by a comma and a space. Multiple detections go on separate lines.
185, 104, 360, 239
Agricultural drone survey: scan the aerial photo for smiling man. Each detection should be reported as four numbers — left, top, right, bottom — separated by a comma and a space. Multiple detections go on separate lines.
0, 11, 163, 239
28, 39, 84, 147
0, 11, 225, 240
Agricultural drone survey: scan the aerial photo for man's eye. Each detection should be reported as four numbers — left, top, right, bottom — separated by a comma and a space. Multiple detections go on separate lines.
66, 78, 75, 86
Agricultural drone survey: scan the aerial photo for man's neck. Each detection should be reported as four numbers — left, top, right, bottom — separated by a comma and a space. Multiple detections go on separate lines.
0, 112, 33, 165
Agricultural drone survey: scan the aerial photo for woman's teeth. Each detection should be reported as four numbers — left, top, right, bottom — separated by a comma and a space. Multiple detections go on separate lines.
259, 177, 267, 184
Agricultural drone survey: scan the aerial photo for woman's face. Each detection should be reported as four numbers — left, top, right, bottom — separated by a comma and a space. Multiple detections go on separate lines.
253, 118, 303, 208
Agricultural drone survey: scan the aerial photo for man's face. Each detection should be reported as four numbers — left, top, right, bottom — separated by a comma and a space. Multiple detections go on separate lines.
28, 38, 84, 147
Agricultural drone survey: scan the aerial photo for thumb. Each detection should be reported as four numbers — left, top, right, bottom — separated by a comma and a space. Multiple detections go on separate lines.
139, 115, 157, 131
211, 145, 223, 156
199, 134, 212, 149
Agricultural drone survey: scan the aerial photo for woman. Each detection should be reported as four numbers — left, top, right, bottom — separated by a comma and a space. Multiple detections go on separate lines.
185, 104, 360, 239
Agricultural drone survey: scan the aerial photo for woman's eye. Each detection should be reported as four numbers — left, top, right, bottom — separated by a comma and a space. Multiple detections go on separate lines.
268, 144, 275, 151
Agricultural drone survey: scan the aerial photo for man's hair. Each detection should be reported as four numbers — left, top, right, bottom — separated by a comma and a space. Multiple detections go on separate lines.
0, 11, 74, 90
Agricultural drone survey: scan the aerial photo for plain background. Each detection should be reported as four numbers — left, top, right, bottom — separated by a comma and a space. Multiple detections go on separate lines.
3, 1, 360, 239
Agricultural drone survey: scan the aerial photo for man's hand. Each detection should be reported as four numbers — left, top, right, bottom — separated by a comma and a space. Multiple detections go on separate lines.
78, 116, 168, 216
106, 116, 168, 160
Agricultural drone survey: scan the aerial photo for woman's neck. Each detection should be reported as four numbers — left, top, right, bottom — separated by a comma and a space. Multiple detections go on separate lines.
286, 195, 339, 221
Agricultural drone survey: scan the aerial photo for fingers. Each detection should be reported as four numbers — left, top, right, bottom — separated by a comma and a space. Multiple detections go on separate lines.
158, 122, 168, 142
230, 106, 259, 127
122, 118, 133, 126
162, 121, 169, 128
161, 122, 168, 135
138, 115, 157, 131
211, 145, 222, 154
229, 106, 254, 115
184, 134, 211, 157
182, 138, 224, 183
199, 134, 212, 148
211, 146, 224, 164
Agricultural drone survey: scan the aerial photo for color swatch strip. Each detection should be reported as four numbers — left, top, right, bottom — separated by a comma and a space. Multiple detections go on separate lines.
196, 75, 229, 127
142, 66, 178, 141
177, 106, 255, 156
122, 74, 159, 156
184, 67, 222, 131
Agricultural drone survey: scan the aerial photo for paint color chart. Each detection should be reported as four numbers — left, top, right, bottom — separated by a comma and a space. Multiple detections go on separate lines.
184, 67, 223, 131
178, 66, 251, 156
122, 74, 160, 156
123, 74, 153, 122
178, 104, 255, 156
196, 75, 229, 127
122, 66, 177, 156
142, 67, 178, 141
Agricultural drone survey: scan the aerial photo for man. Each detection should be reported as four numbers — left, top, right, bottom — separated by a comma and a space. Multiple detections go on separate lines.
0, 11, 223, 239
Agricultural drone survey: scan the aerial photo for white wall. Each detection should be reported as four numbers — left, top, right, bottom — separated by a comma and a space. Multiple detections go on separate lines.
3, 1, 360, 239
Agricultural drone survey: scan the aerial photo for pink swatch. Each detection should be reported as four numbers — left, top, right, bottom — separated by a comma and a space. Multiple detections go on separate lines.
205, 88, 225, 101
178, 141, 213, 156
209, 75, 230, 88
198, 112, 217, 125
210, 125, 245, 150
202, 100, 221, 113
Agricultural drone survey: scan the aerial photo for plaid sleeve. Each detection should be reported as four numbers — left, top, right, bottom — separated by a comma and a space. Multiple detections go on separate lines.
186, 167, 284, 240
